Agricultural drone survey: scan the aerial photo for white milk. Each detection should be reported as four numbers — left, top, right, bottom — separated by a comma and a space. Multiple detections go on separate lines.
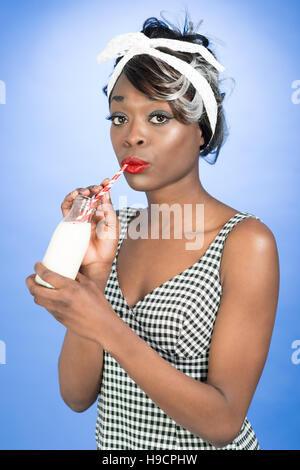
35, 221, 91, 289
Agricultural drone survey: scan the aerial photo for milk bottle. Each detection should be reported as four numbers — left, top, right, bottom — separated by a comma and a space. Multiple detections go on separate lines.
35, 195, 95, 289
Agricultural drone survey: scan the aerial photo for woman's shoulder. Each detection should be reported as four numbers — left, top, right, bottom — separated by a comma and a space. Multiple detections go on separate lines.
212, 200, 277, 280
220, 201, 275, 244
221, 207, 277, 281
229, 215, 276, 246
224, 202, 273, 240
210, 199, 267, 235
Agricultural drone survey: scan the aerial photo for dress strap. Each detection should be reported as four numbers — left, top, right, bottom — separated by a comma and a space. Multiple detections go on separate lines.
201, 211, 261, 265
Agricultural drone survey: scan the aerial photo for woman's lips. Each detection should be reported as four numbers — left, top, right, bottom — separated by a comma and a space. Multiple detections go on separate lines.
125, 163, 150, 174
121, 158, 150, 174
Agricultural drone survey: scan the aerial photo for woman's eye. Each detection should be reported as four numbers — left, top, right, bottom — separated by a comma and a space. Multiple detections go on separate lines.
105, 115, 126, 126
106, 113, 172, 126
149, 114, 169, 124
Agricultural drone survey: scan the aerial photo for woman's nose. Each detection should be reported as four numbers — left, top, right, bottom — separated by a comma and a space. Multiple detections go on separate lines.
124, 120, 148, 146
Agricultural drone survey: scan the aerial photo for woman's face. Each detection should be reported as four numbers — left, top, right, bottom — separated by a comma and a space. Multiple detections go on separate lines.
108, 72, 205, 192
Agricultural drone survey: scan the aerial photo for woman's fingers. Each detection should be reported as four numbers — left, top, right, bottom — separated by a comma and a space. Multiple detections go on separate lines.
61, 179, 111, 217
26, 276, 65, 323
25, 272, 61, 314
61, 188, 89, 217
75, 270, 89, 283
33, 262, 71, 290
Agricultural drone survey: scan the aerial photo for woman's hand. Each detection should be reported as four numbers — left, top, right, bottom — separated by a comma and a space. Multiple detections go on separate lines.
61, 178, 121, 268
26, 261, 116, 346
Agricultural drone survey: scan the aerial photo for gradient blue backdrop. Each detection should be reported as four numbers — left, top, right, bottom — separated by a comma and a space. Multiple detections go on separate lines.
0, 0, 299, 450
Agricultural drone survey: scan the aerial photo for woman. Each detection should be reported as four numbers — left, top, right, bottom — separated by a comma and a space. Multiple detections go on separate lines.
26, 13, 280, 450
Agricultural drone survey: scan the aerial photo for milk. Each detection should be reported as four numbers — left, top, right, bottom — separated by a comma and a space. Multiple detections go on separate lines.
35, 221, 91, 289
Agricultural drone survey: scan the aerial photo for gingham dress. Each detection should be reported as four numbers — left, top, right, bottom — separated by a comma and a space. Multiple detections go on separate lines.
95, 207, 261, 450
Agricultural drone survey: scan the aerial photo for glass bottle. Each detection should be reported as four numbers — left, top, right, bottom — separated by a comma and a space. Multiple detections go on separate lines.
35, 195, 95, 289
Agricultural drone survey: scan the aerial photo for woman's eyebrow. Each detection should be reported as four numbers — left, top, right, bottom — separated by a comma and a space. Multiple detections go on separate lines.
111, 95, 156, 102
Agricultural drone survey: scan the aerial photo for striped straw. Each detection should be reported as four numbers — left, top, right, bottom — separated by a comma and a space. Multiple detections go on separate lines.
75, 163, 128, 222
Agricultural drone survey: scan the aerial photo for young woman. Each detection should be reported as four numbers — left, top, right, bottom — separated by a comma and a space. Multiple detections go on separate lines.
26, 13, 280, 450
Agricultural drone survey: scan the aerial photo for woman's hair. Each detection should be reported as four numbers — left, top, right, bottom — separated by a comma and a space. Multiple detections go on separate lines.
102, 9, 232, 165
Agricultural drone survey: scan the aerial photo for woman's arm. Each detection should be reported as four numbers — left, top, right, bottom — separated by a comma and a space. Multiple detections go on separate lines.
58, 329, 103, 412
102, 218, 280, 448
58, 262, 113, 412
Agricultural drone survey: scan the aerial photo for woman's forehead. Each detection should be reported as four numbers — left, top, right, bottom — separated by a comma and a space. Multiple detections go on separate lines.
109, 94, 172, 113
110, 90, 171, 110
109, 73, 163, 105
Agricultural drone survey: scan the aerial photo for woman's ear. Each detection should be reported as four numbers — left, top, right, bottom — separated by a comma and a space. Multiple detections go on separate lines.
198, 125, 205, 148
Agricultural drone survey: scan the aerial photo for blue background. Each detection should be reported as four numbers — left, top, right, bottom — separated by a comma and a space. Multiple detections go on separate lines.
0, 0, 299, 450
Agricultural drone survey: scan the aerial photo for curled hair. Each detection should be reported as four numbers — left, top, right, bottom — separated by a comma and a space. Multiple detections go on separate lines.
102, 9, 233, 164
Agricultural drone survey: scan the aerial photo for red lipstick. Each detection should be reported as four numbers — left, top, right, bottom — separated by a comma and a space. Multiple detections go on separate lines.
121, 157, 150, 174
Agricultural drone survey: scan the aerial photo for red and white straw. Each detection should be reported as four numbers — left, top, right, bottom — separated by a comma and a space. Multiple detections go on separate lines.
75, 163, 128, 222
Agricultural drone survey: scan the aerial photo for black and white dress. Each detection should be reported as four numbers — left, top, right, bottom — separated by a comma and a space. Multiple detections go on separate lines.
95, 207, 261, 450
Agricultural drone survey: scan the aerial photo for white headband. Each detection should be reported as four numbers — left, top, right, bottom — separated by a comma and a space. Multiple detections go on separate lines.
97, 32, 225, 144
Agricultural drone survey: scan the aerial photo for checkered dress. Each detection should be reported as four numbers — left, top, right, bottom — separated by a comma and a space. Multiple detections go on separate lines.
95, 207, 261, 450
